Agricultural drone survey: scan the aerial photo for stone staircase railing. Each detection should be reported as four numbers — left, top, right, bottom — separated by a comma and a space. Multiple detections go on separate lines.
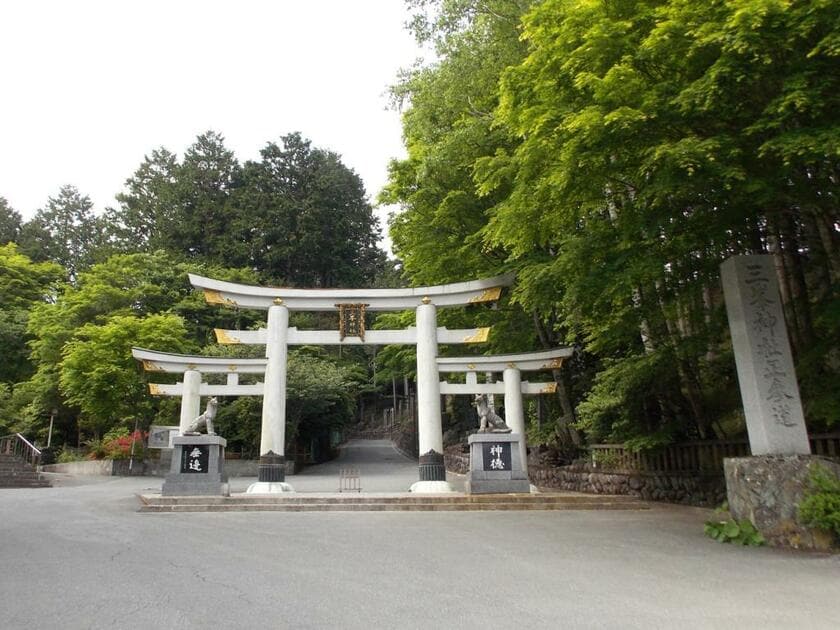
0, 433, 50, 488
0, 433, 42, 468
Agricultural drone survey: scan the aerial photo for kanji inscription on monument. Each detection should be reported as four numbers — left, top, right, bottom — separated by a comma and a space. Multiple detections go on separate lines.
180, 445, 209, 474
720, 255, 810, 455
482, 442, 511, 471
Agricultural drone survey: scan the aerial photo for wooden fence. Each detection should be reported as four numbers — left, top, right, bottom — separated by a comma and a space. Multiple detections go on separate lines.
589, 433, 840, 474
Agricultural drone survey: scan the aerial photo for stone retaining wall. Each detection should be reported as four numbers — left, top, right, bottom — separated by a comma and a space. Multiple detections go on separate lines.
530, 462, 726, 506
42, 460, 116, 476
445, 448, 726, 507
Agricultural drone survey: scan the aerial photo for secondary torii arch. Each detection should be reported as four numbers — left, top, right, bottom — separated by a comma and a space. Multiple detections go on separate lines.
188, 272, 514, 493
437, 348, 574, 474
131, 349, 267, 434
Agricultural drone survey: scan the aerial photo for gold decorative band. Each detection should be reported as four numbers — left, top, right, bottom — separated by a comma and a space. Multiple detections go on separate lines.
204, 289, 238, 307
540, 382, 558, 394
462, 327, 490, 343
148, 383, 163, 395
142, 360, 162, 372
215, 329, 240, 344
468, 286, 502, 303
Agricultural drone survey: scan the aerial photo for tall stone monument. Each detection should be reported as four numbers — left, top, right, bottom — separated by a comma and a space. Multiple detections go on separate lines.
720, 256, 837, 550
720, 255, 809, 455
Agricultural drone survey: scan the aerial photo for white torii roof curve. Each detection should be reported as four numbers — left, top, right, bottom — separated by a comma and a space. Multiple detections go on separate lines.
436, 348, 574, 373
188, 273, 515, 311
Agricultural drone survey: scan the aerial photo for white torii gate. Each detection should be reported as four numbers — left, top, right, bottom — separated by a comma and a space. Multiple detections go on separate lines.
131, 349, 267, 434
187, 272, 514, 493
437, 348, 574, 474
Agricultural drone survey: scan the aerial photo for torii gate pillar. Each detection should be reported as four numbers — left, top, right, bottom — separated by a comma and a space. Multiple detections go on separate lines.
411, 299, 452, 492
503, 367, 528, 473
178, 369, 202, 435
248, 301, 293, 493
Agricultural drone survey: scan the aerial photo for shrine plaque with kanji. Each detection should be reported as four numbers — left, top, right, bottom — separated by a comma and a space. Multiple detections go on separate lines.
180, 444, 209, 474
482, 442, 511, 471
337, 303, 367, 341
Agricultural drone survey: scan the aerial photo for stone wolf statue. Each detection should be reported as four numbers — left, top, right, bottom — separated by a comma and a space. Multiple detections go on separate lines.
185, 397, 218, 435
474, 394, 512, 433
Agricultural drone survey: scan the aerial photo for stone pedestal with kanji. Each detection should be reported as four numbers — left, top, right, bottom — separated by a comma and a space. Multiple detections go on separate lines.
466, 433, 530, 494
162, 435, 229, 496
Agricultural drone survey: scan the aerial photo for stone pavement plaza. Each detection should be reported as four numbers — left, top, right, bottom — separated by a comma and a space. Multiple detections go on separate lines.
1, 440, 837, 629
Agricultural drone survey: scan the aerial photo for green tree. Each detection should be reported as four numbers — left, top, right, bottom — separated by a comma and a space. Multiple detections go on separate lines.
170, 131, 244, 262
22, 251, 262, 443
285, 350, 361, 447
59, 314, 191, 436
383, 0, 583, 440
388, 0, 840, 445
238, 132, 386, 286
384, 0, 530, 284
19, 185, 98, 282
102, 148, 179, 253
474, 0, 839, 440
0, 244, 63, 384
0, 197, 22, 244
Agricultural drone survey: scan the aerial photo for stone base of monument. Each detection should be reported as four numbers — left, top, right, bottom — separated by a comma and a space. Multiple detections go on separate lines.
466, 433, 530, 494
724, 455, 840, 551
162, 435, 229, 496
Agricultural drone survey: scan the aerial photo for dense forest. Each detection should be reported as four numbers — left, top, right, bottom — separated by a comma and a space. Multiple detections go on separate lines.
0, 132, 390, 457
380, 0, 839, 451
1, 0, 837, 462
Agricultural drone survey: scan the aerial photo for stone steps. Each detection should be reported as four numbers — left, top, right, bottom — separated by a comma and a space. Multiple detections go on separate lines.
0, 454, 51, 488
138, 493, 651, 513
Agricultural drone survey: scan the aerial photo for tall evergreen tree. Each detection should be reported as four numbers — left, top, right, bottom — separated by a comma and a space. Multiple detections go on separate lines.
19, 185, 98, 282
0, 197, 22, 244
238, 132, 386, 287
171, 131, 244, 263
102, 148, 179, 253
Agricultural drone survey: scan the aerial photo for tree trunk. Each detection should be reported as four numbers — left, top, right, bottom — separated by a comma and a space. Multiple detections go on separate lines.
767, 223, 801, 356
781, 214, 815, 348
655, 282, 710, 440
531, 311, 581, 445
815, 213, 840, 284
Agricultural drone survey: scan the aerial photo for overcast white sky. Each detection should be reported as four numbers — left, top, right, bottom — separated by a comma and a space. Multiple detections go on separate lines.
0, 0, 426, 253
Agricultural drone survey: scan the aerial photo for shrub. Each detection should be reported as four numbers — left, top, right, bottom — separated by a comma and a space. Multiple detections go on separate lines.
799, 464, 840, 541
704, 518, 766, 546
56, 449, 84, 463
86, 429, 147, 460
39, 447, 57, 466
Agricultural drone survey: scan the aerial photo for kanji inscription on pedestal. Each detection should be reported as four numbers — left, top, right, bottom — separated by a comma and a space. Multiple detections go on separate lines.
180, 445, 209, 474
482, 442, 511, 471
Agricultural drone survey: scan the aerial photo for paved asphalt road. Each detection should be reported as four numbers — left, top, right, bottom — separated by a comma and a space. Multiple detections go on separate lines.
1, 440, 837, 629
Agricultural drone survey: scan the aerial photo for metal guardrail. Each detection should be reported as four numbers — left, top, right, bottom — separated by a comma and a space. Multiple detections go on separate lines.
339, 468, 361, 492
0, 433, 42, 468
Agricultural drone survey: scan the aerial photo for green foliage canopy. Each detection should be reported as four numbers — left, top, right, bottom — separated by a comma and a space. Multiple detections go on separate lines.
386, 0, 840, 445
